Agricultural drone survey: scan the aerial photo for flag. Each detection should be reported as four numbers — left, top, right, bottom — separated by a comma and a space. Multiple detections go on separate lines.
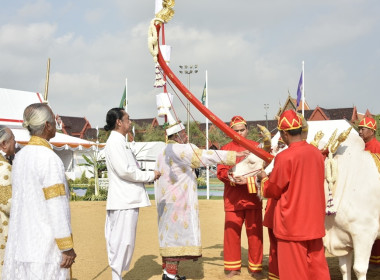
119, 86, 126, 108
201, 83, 206, 105
296, 72, 303, 107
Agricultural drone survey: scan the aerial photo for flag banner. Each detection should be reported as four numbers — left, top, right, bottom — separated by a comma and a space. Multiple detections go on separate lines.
296, 72, 303, 107
119, 86, 126, 108
201, 83, 206, 105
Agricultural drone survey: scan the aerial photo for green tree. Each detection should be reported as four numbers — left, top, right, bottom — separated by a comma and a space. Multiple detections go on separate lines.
375, 115, 380, 141
188, 121, 206, 147
142, 125, 166, 142
98, 129, 110, 143
79, 152, 106, 196
208, 125, 229, 147
247, 125, 261, 142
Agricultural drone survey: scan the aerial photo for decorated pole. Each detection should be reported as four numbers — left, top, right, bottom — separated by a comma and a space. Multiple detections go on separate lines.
154, 23, 273, 163
43, 58, 50, 103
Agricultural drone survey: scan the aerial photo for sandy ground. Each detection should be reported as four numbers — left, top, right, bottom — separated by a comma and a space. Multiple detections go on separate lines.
70, 200, 380, 280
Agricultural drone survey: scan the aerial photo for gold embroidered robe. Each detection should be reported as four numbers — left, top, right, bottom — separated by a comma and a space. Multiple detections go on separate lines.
0, 154, 11, 271
155, 142, 235, 257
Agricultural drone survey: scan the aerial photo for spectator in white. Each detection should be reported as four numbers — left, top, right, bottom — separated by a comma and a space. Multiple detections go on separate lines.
0, 126, 16, 273
2, 103, 76, 279
104, 107, 160, 280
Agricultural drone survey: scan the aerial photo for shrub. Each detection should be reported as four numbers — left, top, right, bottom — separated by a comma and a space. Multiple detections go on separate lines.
80, 171, 88, 184
82, 185, 108, 201
89, 178, 95, 186
197, 177, 206, 187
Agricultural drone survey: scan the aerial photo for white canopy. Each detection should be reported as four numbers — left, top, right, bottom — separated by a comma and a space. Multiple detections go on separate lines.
0, 87, 104, 151
11, 127, 102, 151
0, 87, 44, 127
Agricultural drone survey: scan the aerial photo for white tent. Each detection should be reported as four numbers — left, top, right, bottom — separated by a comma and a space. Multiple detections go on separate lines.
0, 88, 44, 126
0, 87, 104, 179
129, 141, 165, 171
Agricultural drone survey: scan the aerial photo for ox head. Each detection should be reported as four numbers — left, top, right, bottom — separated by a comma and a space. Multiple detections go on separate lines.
228, 153, 264, 183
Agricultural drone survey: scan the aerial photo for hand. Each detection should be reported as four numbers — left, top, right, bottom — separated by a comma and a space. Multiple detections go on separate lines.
154, 170, 161, 180
234, 176, 247, 185
257, 170, 267, 181
61, 248, 76, 268
236, 150, 249, 158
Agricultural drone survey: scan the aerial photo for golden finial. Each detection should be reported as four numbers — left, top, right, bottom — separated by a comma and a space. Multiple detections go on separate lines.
323, 129, 337, 151
330, 127, 352, 154
155, 0, 175, 23
310, 131, 324, 148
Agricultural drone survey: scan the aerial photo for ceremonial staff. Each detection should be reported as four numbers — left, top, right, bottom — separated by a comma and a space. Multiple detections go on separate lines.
43, 58, 50, 103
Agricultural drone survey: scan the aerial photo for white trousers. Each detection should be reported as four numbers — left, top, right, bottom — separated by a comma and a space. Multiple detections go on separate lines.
105, 209, 139, 280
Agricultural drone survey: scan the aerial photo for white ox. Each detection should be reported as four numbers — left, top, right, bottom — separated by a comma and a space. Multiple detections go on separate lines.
230, 132, 380, 280
323, 132, 380, 280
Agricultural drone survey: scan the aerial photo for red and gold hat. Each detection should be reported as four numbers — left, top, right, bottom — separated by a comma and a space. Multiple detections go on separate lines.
277, 110, 302, 131
359, 117, 377, 131
230, 116, 247, 128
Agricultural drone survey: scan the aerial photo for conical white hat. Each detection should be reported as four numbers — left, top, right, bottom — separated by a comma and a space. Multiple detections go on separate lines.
165, 110, 185, 136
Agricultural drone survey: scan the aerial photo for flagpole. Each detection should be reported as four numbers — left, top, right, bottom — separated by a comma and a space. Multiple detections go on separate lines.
125, 77, 129, 143
125, 78, 128, 112
302, 61, 305, 116
205, 70, 210, 200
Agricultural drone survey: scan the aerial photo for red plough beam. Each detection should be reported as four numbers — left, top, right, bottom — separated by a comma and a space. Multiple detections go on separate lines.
155, 24, 274, 163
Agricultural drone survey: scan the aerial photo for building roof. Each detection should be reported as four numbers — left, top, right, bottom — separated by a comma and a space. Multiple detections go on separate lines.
131, 118, 159, 129
58, 115, 89, 133
308, 106, 358, 122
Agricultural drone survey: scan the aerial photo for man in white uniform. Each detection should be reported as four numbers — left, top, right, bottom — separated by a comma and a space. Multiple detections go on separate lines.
155, 116, 248, 280
104, 107, 160, 280
2, 103, 76, 279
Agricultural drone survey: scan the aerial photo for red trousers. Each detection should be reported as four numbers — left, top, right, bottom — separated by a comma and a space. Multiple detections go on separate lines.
370, 239, 380, 265
267, 228, 279, 280
224, 209, 263, 273
277, 238, 330, 280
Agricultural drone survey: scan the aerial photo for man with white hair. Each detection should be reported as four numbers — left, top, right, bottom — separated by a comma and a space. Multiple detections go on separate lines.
2, 103, 76, 279
0, 126, 16, 273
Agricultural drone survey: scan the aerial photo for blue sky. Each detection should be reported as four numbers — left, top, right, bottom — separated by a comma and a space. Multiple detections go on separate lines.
1, 0, 379, 128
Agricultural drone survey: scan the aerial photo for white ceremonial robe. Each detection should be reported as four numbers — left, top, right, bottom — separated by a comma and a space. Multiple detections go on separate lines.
104, 131, 155, 279
2, 137, 72, 280
105, 131, 154, 210
0, 153, 12, 274
155, 142, 236, 257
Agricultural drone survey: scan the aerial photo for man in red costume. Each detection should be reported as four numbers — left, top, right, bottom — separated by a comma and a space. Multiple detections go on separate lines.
358, 116, 380, 267
257, 110, 330, 280
217, 116, 264, 278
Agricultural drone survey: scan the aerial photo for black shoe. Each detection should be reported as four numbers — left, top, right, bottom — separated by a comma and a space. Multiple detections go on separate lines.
162, 274, 186, 280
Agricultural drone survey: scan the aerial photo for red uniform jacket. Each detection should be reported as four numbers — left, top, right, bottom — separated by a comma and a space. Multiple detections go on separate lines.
365, 137, 380, 153
263, 141, 326, 241
217, 140, 262, 212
